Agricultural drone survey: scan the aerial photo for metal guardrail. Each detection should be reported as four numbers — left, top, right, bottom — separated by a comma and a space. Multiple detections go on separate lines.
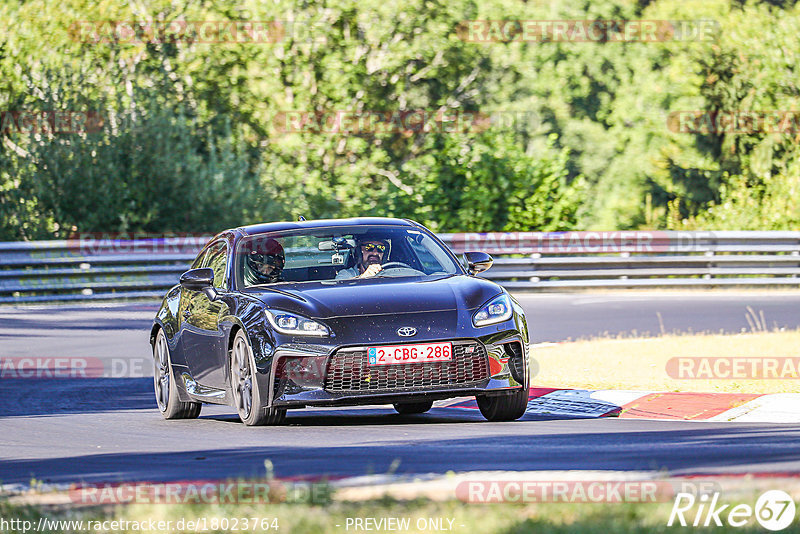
1, 231, 799, 303
0, 237, 205, 303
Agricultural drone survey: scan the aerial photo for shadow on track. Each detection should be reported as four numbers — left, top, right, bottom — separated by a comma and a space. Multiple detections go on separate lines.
3, 423, 800, 485
201, 407, 579, 426
0, 316, 153, 332
0, 378, 155, 417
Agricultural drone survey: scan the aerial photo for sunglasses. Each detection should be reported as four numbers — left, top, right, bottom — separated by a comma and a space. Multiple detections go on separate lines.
361, 243, 387, 253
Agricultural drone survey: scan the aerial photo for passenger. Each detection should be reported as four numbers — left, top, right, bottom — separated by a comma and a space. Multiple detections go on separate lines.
245, 238, 285, 285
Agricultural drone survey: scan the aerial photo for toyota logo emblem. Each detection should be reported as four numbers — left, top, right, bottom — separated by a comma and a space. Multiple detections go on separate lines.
397, 327, 417, 337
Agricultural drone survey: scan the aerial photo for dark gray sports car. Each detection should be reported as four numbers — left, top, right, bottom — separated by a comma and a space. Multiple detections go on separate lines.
151, 217, 529, 425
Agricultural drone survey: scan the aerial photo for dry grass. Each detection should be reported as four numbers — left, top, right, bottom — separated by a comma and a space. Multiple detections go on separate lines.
531, 330, 800, 393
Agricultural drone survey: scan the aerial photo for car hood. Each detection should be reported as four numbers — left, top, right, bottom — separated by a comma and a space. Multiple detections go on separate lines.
241, 274, 502, 319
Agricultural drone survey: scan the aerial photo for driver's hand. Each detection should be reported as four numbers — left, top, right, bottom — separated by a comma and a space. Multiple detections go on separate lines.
359, 264, 383, 278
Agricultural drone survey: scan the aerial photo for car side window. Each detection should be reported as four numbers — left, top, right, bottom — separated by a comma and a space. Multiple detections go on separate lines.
202, 241, 228, 289
190, 249, 208, 269
406, 235, 441, 273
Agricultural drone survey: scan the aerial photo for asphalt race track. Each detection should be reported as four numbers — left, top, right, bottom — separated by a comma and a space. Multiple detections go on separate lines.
2, 291, 800, 486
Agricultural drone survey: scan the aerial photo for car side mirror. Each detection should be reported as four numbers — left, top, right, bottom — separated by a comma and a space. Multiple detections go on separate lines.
464, 251, 493, 275
179, 268, 218, 300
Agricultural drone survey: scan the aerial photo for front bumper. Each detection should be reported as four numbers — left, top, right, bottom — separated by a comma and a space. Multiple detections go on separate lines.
260, 331, 528, 408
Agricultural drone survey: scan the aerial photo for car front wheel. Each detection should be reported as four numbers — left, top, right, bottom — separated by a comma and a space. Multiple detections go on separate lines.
153, 328, 201, 419
476, 388, 528, 422
230, 330, 286, 426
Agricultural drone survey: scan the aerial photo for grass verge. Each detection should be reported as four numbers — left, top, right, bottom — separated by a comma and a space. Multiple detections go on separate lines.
531, 330, 800, 393
0, 496, 784, 533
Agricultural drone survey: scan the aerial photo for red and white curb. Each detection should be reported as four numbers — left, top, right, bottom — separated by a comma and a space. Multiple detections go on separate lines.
435, 389, 800, 422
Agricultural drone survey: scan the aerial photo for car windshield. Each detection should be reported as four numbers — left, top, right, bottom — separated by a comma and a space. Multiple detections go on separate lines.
237, 225, 461, 287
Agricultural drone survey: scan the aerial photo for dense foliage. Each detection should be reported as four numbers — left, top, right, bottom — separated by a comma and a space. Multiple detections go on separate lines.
0, 0, 797, 240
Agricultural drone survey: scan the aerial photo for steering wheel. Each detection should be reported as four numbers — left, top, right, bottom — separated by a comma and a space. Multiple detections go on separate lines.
379, 261, 413, 271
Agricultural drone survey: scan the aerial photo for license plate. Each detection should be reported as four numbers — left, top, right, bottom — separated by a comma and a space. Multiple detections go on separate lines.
367, 342, 453, 366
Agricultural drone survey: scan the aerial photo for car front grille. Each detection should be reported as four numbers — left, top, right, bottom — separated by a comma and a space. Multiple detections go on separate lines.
324, 340, 489, 393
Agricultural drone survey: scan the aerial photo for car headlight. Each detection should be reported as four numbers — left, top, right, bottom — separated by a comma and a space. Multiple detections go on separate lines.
473, 293, 513, 327
264, 309, 329, 337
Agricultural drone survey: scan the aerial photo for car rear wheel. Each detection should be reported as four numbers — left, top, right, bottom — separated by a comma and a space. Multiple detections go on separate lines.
153, 329, 201, 419
476, 387, 528, 422
393, 401, 433, 414
230, 330, 286, 426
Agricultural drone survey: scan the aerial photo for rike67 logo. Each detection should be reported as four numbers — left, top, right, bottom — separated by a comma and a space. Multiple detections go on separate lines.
668, 490, 795, 531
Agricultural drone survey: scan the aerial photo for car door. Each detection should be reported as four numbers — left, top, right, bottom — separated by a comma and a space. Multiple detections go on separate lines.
180, 240, 230, 390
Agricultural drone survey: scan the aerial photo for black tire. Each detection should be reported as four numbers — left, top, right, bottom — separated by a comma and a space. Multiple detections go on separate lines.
476, 387, 528, 422
153, 329, 201, 419
393, 400, 433, 414
230, 330, 286, 426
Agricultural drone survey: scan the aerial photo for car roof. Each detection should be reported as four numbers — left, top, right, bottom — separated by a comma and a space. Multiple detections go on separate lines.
235, 217, 418, 236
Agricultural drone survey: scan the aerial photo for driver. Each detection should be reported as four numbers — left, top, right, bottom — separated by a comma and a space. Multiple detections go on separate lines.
245, 238, 285, 285
335, 235, 389, 279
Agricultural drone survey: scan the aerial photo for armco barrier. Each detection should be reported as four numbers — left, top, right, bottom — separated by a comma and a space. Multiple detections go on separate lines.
1, 231, 798, 303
